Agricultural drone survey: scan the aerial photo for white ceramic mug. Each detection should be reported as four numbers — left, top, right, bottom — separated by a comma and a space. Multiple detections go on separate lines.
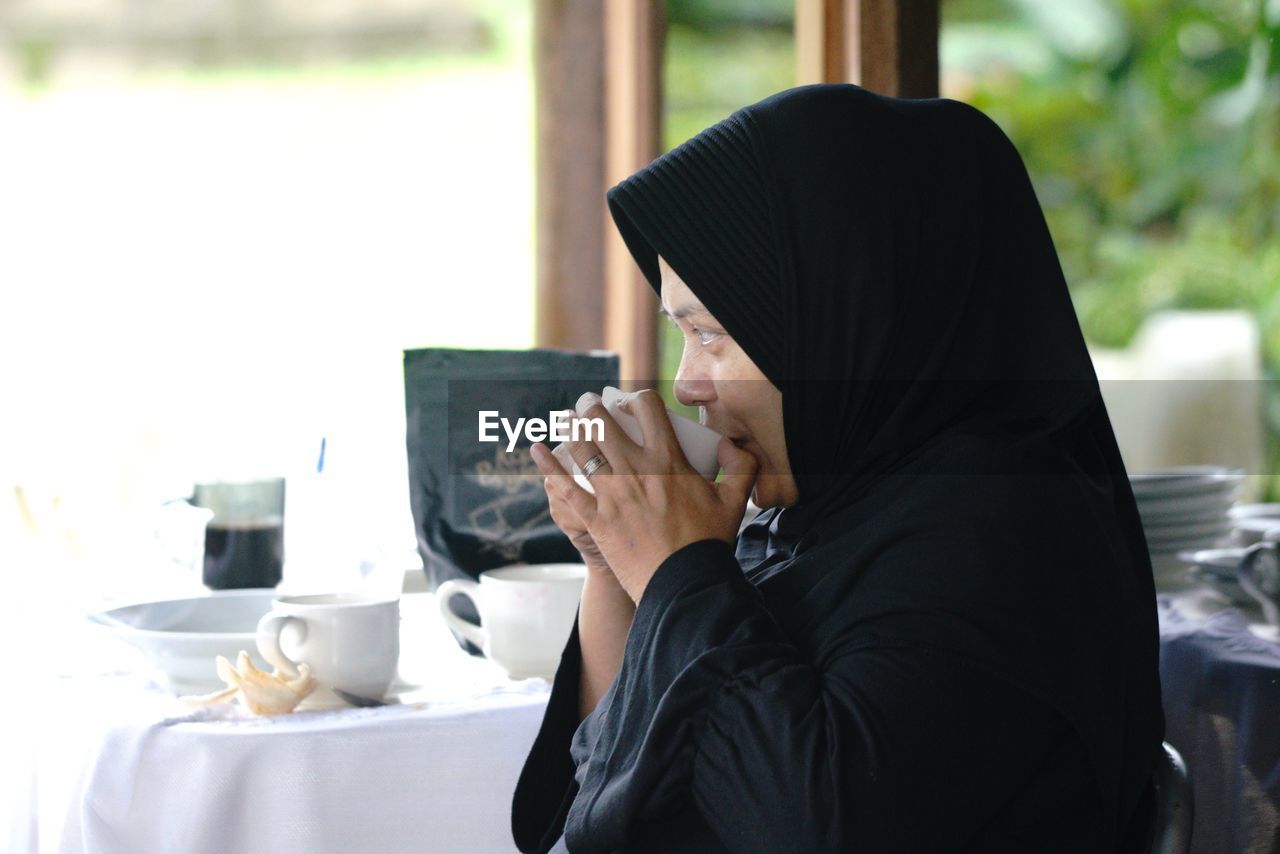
256, 593, 400, 699
551, 386, 724, 493
436, 564, 586, 680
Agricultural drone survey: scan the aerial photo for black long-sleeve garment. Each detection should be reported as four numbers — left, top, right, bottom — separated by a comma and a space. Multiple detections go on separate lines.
512, 85, 1164, 852
513, 457, 1156, 852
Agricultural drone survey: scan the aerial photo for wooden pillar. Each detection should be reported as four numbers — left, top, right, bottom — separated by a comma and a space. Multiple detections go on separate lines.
533, 0, 663, 387
604, 0, 664, 386
535, 0, 937, 369
795, 0, 856, 86
856, 0, 939, 97
533, 0, 607, 354
795, 0, 939, 98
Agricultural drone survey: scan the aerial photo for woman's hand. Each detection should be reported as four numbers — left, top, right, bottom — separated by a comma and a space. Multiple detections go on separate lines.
530, 390, 758, 603
538, 451, 613, 577
534, 433, 638, 720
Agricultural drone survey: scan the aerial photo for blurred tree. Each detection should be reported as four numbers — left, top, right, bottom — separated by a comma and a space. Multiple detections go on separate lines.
666, 0, 792, 30
944, 0, 1280, 491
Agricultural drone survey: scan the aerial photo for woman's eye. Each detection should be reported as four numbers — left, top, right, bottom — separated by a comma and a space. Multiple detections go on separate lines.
692, 326, 720, 346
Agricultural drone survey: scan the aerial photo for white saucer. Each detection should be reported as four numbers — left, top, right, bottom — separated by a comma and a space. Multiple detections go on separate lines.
296, 677, 425, 710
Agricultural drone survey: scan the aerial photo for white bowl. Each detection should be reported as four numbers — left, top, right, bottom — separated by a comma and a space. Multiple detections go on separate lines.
88, 589, 278, 692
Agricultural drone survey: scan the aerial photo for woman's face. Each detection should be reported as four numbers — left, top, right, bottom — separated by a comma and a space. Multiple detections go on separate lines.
658, 255, 799, 509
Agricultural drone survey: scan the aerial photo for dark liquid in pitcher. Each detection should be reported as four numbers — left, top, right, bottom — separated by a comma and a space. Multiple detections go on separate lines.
203, 521, 283, 589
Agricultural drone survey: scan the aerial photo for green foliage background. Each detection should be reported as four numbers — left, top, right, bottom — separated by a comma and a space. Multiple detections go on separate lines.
947, 0, 1280, 356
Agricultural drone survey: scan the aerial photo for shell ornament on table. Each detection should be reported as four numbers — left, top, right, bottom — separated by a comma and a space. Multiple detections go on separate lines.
180, 650, 317, 715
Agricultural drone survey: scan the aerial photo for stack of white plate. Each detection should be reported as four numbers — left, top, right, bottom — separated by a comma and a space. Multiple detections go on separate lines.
1130, 466, 1243, 585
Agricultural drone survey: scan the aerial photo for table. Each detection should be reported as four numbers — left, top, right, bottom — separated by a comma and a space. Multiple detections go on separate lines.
7, 594, 551, 854
1159, 590, 1280, 854
15, 586, 1275, 854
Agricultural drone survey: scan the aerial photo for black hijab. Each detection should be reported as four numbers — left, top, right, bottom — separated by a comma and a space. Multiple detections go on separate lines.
603, 83, 1163, 847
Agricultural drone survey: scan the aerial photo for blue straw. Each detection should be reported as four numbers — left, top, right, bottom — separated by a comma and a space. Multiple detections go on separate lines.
316, 436, 327, 474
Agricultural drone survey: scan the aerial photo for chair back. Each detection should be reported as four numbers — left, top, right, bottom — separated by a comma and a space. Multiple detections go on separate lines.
1150, 742, 1193, 854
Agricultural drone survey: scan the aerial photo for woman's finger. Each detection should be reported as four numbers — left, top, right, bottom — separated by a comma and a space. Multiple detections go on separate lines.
531, 441, 569, 476
532, 442, 599, 523
572, 393, 637, 473
713, 436, 758, 510
554, 408, 613, 479
616, 389, 684, 469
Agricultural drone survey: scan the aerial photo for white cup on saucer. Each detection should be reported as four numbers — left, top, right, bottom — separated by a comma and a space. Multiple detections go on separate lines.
256, 593, 400, 702
551, 386, 723, 493
436, 564, 586, 680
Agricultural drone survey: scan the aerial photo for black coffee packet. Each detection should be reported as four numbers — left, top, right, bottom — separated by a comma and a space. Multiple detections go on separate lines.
404, 348, 619, 653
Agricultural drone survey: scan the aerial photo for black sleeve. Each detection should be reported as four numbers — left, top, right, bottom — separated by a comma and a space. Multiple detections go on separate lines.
511, 611, 585, 853
557, 539, 1099, 853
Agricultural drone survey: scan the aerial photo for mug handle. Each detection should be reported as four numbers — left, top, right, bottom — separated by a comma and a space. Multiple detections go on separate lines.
256, 613, 306, 678
436, 579, 488, 651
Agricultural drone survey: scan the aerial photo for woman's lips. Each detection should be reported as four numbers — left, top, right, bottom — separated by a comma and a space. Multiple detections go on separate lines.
708, 421, 749, 448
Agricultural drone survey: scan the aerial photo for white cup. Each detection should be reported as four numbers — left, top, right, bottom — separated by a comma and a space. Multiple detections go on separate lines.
256, 593, 400, 699
436, 564, 586, 680
551, 386, 723, 493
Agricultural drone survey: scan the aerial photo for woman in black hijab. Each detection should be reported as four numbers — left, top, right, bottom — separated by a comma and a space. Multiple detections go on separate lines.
513, 83, 1164, 853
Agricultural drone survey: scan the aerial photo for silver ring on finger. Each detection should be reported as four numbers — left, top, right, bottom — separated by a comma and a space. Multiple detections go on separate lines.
581, 454, 609, 479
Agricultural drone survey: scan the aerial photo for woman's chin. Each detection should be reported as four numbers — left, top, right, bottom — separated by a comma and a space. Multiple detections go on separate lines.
750, 482, 774, 509
751, 475, 799, 510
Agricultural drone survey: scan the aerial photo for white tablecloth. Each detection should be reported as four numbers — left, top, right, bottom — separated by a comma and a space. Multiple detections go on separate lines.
9, 593, 552, 854
17, 584, 1271, 854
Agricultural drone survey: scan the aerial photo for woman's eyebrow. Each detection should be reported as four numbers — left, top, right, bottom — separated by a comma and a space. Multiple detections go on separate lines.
657, 300, 710, 320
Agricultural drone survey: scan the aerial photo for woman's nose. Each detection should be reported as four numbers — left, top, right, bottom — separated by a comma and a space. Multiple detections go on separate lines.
673, 362, 716, 408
